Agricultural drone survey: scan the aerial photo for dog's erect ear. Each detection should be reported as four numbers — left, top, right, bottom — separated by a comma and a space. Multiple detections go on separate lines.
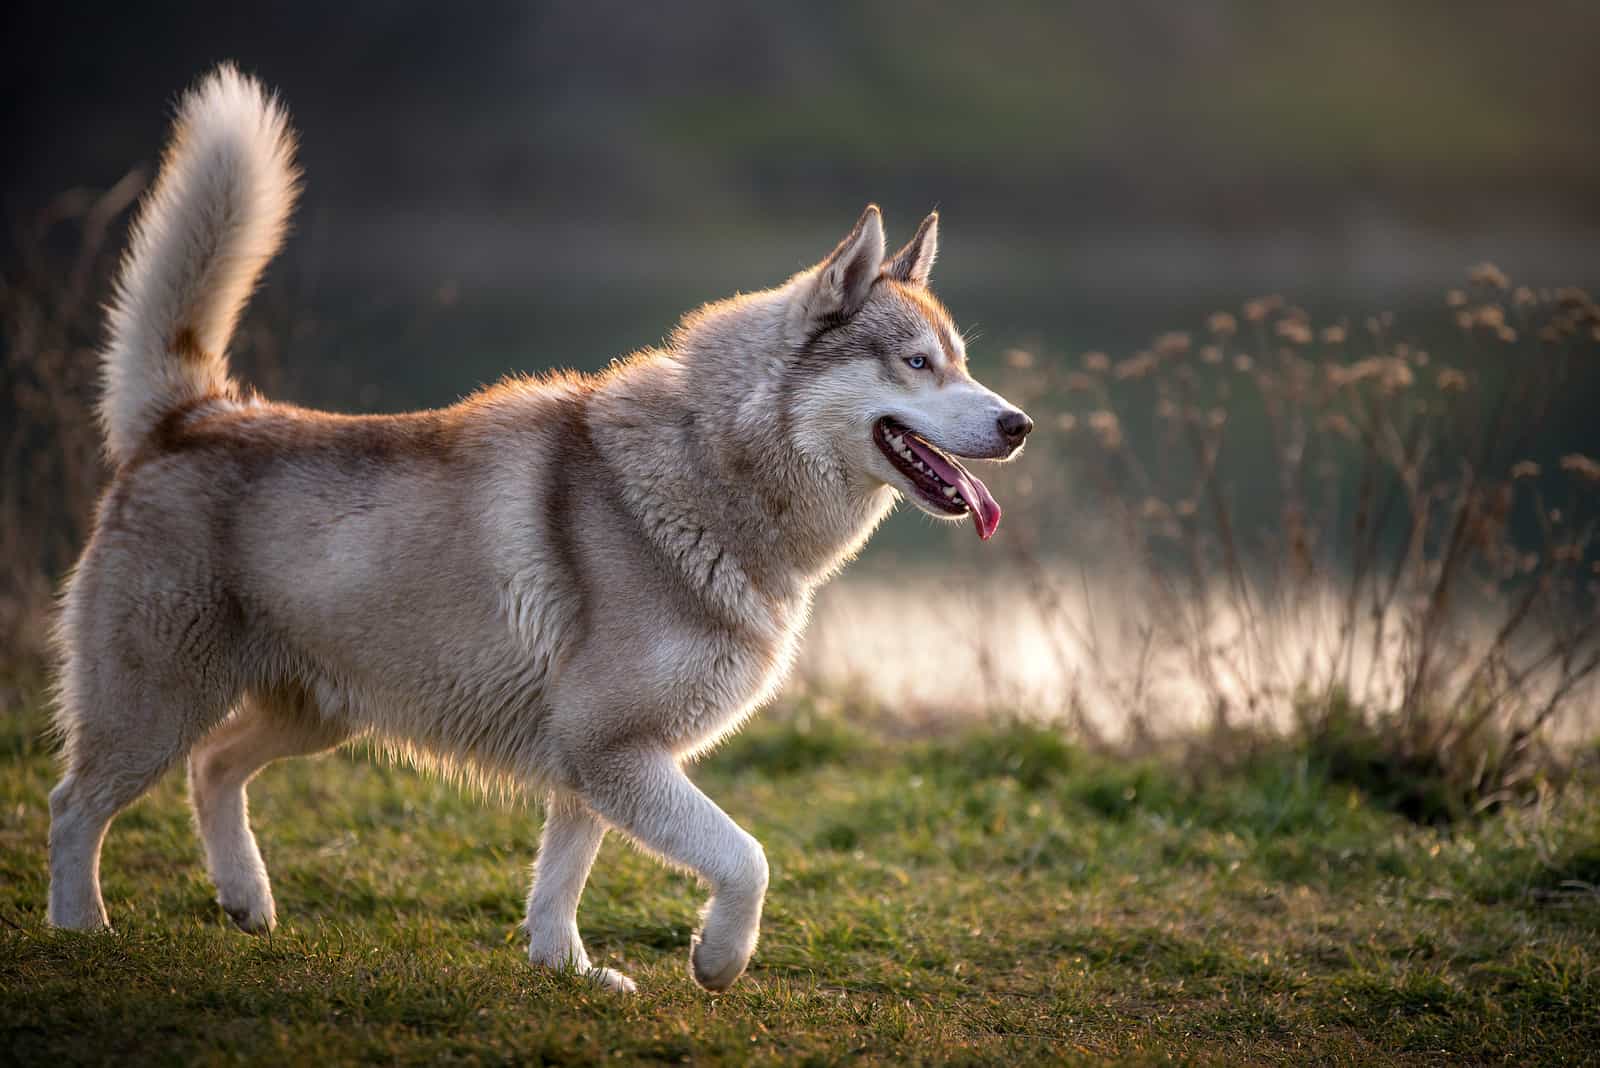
801, 205, 886, 327
884, 211, 938, 287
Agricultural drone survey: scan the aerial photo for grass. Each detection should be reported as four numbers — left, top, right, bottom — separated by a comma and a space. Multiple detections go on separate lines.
2, 695, 1599, 1065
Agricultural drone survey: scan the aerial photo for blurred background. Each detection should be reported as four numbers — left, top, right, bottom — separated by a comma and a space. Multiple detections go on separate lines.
4, 1, 1599, 759
8, 1, 1598, 408
7, 13, 1600, 1047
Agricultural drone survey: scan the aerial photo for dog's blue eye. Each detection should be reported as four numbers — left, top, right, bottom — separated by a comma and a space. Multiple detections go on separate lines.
905, 355, 928, 370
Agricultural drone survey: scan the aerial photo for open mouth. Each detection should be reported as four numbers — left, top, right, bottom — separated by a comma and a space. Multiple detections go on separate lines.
873, 417, 1002, 540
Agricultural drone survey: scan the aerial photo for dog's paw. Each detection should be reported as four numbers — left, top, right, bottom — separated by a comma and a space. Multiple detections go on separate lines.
530, 950, 638, 994
218, 886, 275, 935
46, 900, 112, 932
690, 931, 752, 992
587, 966, 638, 994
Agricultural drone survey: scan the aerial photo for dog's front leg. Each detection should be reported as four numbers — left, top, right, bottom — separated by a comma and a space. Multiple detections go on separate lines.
577, 750, 768, 992
525, 790, 636, 992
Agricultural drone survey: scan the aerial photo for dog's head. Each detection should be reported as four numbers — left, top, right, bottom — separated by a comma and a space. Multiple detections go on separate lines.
781, 206, 1032, 539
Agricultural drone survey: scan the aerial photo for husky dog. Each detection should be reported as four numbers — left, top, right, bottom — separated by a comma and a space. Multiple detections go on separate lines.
47, 66, 1032, 993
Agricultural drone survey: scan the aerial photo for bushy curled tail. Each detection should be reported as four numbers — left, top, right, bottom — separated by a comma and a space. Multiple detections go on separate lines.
99, 63, 299, 463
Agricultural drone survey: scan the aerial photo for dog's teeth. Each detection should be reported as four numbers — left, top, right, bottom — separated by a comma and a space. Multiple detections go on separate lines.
943, 485, 958, 498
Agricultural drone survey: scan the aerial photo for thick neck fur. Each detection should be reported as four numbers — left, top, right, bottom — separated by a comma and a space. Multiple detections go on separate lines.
584, 279, 895, 624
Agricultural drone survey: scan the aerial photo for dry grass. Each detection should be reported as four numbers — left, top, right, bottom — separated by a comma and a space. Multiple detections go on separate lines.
0, 174, 144, 666
959, 274, 1600, 816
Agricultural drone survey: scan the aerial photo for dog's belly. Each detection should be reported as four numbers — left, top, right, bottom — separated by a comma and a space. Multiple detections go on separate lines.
233, 533, 572, 777
261, 606, 555, 776
276, 602, 803, 783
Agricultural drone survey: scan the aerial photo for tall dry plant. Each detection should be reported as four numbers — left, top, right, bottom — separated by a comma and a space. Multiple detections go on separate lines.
1, 173, 145, 671
992, 272, 1600, 816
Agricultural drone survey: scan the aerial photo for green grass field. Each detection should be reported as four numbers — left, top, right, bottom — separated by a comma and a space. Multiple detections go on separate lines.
2, 692, 1598, 1066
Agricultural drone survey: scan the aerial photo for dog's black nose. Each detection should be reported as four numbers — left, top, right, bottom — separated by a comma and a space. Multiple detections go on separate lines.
998, 410, 1034, 447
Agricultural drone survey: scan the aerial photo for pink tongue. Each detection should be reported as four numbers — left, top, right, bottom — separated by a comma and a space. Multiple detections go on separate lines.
905, 437, 1003, 540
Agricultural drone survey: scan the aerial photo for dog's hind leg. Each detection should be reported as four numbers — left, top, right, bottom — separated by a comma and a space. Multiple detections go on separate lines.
525, 790, 636, 993
188, 687, 350, 934
575, 751, 768, 992
49, 658, 230, 931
